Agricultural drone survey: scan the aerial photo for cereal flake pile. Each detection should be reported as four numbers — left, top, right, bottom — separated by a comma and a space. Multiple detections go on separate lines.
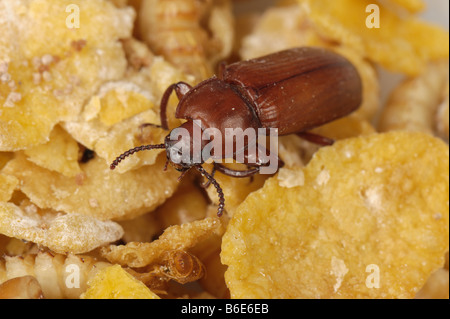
0, 0, 448, 299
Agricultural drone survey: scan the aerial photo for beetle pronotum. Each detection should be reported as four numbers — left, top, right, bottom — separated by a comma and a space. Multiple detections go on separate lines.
111, 47, 363, 217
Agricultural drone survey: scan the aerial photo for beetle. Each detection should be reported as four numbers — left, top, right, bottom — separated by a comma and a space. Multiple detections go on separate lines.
110, 47, 362, 217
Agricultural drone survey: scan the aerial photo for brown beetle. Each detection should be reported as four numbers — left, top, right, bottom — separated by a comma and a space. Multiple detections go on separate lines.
111, 47, 362, 217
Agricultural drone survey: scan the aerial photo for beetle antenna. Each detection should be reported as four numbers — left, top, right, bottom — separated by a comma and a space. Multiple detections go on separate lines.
110, 144, 166, 170
195, 165, 225, 217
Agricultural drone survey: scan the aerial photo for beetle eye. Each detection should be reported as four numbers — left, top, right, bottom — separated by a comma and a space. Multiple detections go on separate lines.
168, 147, 183, 164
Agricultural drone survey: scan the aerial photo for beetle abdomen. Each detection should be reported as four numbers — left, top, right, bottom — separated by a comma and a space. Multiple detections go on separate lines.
223, 47, 362, 135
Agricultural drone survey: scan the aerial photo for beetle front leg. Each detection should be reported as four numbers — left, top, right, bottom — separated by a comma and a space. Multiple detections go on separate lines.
200, 165, 217, 188
200, 163, 260, 189
160, 81, 192, 130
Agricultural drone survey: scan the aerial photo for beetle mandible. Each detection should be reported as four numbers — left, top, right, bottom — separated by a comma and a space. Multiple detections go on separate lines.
110, 47, 363, 217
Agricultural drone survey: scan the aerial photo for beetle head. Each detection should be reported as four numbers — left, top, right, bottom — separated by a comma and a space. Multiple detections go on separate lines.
110, 122, 224, 217
164, 134, 196, 172
164, 120, 205, 170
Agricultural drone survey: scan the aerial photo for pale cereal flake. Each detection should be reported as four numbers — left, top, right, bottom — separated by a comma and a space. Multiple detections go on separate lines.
41, 54, 54, 66
361, 185, 384, 213
375, 167, 384, 173
89, 198, 99, 208
331, 256, 348, 293
277, 167, 305, 188
316, 169, 330, 186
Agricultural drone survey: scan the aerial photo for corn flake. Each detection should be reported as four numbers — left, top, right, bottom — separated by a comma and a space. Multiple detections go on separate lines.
312, 113, 376, 141
302, 0, 449, 75
23, 125, 81, 177
2, 152, 179, 221
0, 173, 18, 202
415, 268, 449, 299
240, 5, 381, 120
203, 163, 269, 216
154, 180, 209, 228
0, 153, 13, 170
0, 201, 123, 254
386, 0, 425, 14
222, 131, 449, 298
102, 217, 221, 268
81, 264, 160, 299
0, 0, 134, 150
63, 57, 190, 173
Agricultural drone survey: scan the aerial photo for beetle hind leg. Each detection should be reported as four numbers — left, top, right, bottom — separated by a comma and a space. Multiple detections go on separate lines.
214, 163, 260, 178
139, 123, 165, 130
296, 132, 335, 146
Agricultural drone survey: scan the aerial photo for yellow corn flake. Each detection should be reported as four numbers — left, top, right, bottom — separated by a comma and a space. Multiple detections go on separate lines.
239, 5, 380, 121
154, 180, 209, 228
0, 153, 13, 170
312, 114, 376, 141
0, 173, 18, 202
99, 89, 151, 126
203, 163, 269, 216
63, 57, 190, 173
93, 81, 156, 127
302, 0, 449, 75
0, 201, 123, 254
239, 5, 327, 61
23, 125, 81, 177
278, 114, 375, 170
64, 109, 166, 174
2, 152, 179, 221
102, 217, 221, 268
222, 131, 449, 298
415, 268, 449, 299
386, 0, 425, 14
147, 57, 193, 130
0, 0, 134, 151
332, 46, 381, 120
81, 265, 160, 299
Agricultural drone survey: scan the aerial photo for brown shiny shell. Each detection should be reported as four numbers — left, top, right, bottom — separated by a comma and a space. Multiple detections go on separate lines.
223, 47, 362, 135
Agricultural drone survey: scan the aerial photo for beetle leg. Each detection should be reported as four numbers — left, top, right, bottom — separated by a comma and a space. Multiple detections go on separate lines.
200, 165, 216, 188
247, 165, 255, 184
242, 143, 285, 171
213, 163, 260, 178
195, 165, 225, 217
160, 81, 193, 130
296, 132, 335, 146
139, 123, 164, 130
